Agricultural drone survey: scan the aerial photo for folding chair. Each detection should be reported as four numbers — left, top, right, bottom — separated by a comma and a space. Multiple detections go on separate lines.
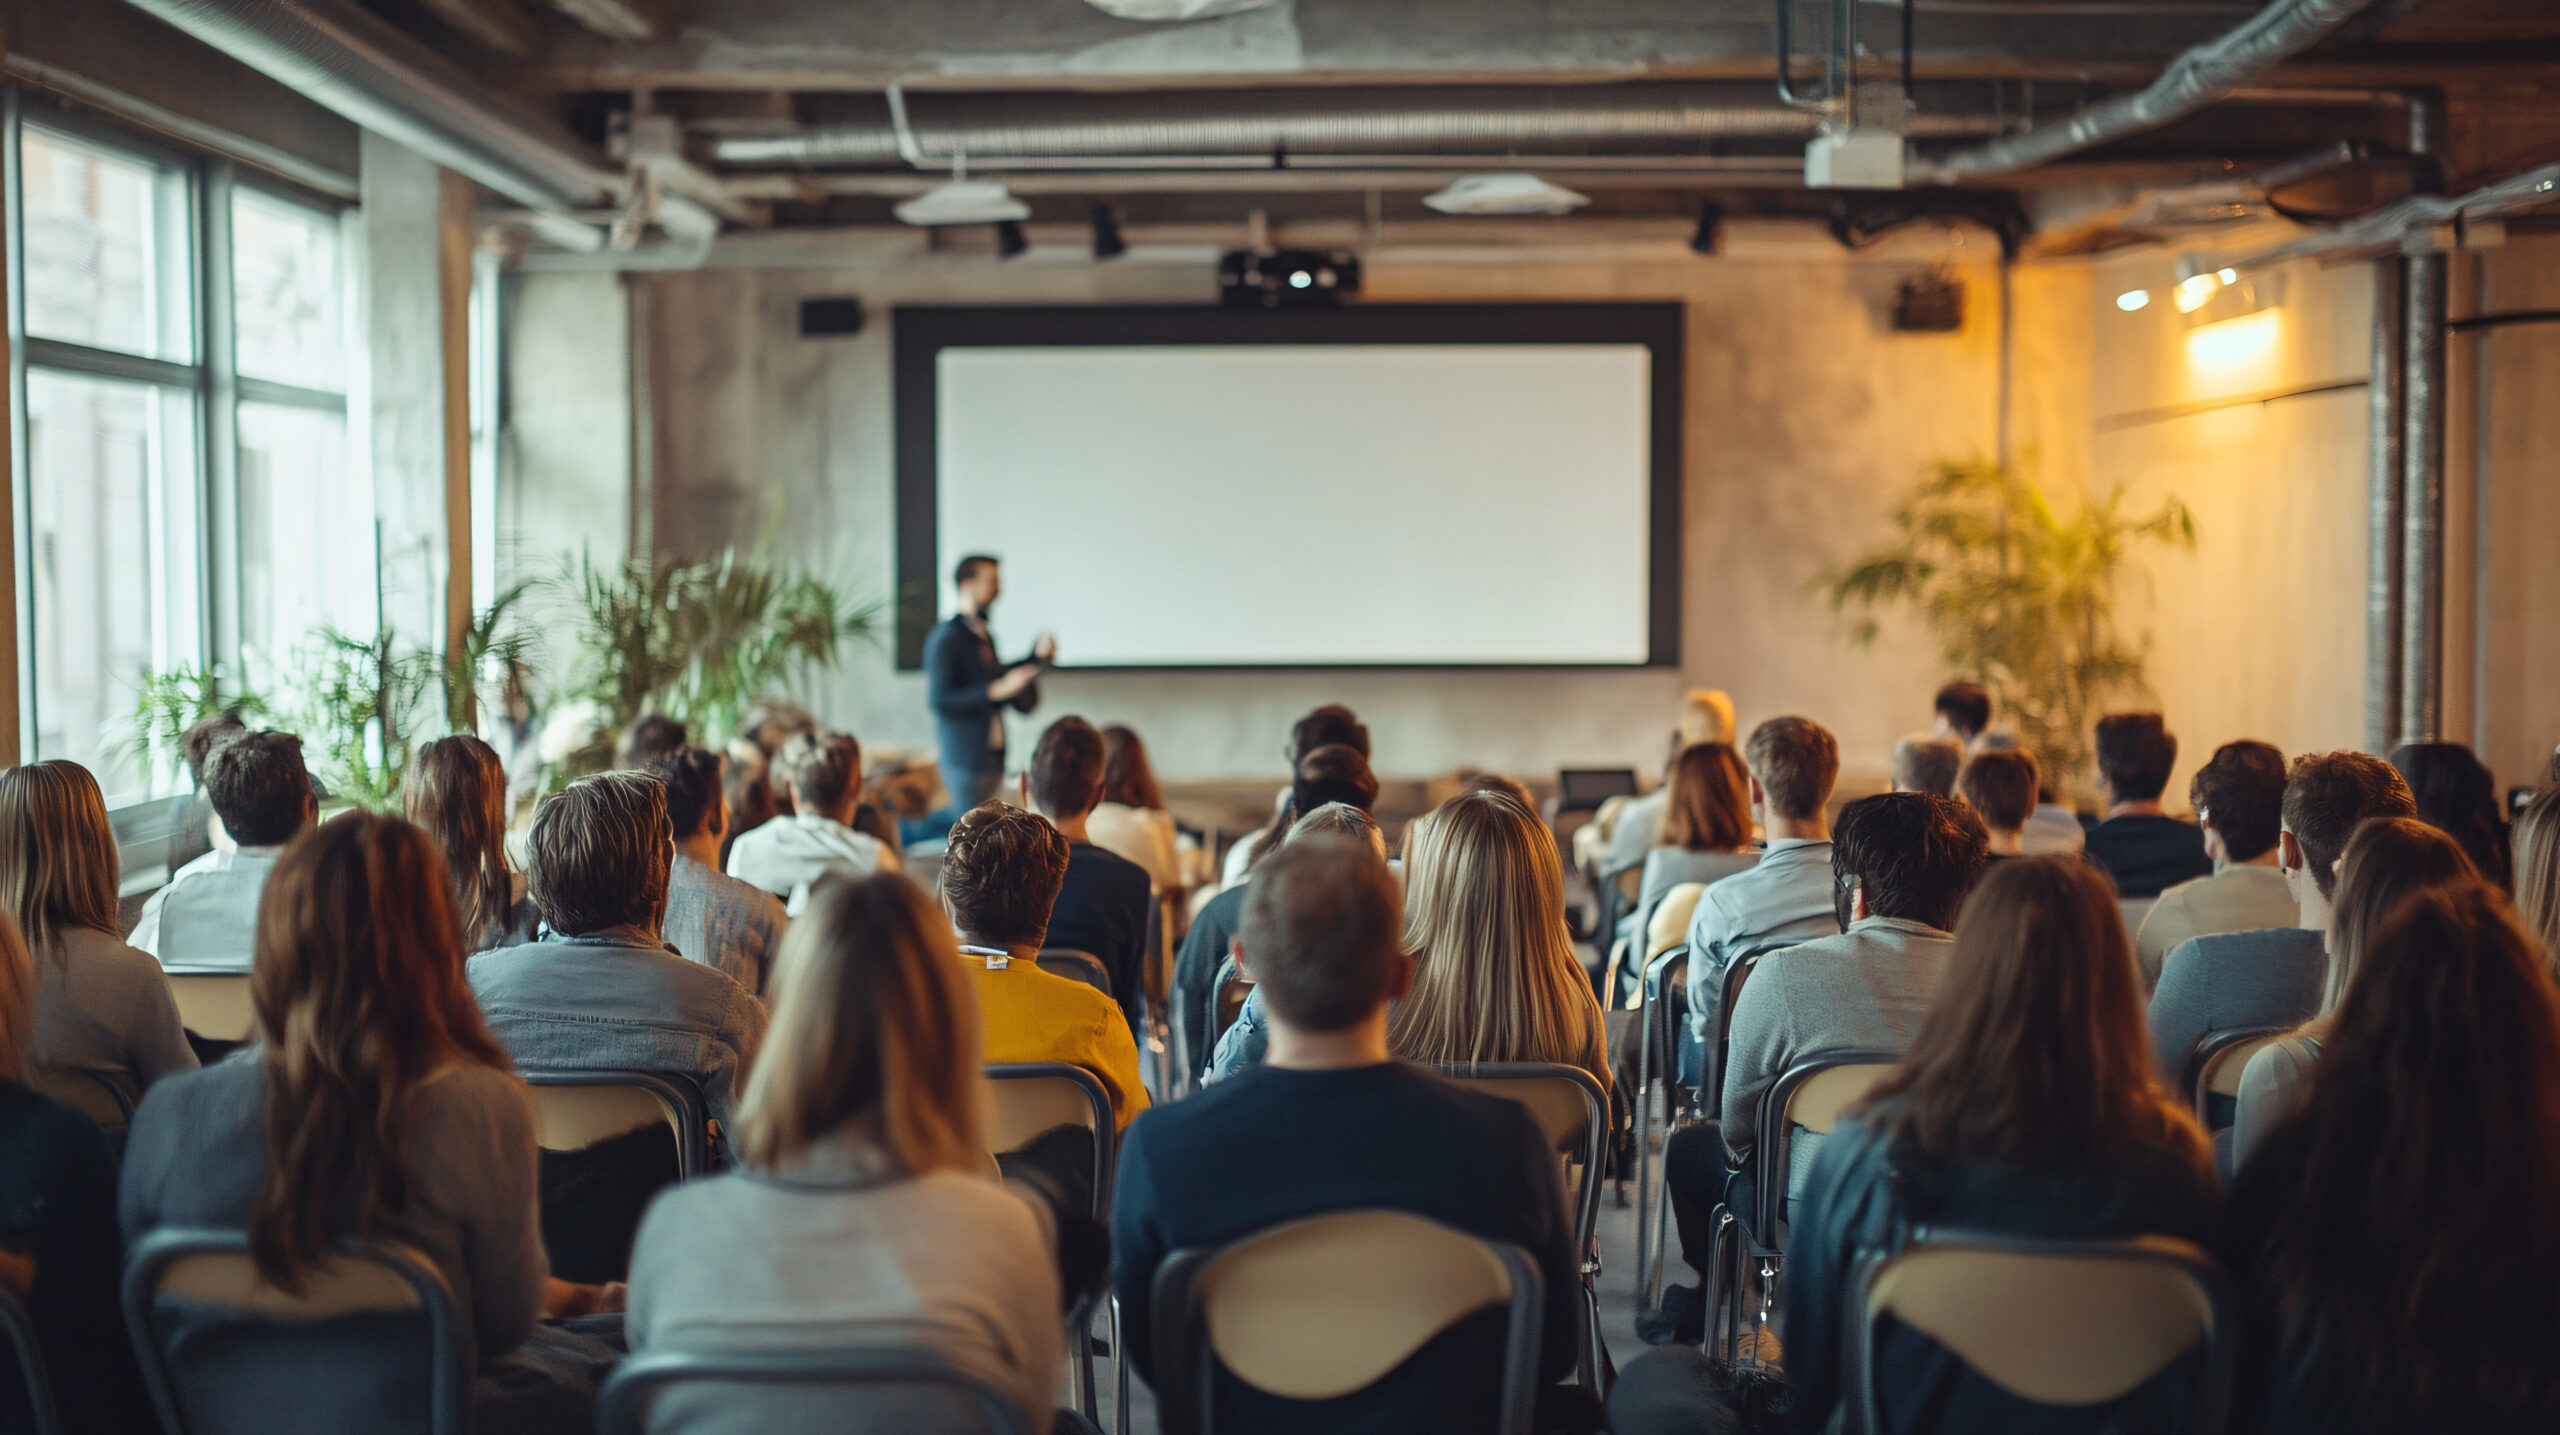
1844, 1229, 2238, 1435
1594, 859, 1646, 960
522, 1071, 711, 1283
1432, 1062, 1609, 1387
122, 1229, 468, 1435
596, 1346, 1030, 1435
163, 973, 256, 1044
2185, 1026, 2292, 1132
1707, 1051, 1900, 1363
1599, 882, 1706, 1010
0, 1281, 63, 1435
1635, 949, 1763, 1310
31, 1067, 135, 1138
1151, 1210, 1543, 1435
984, 1063, 1121, 1433
1037, 948, 1115, 1000
522, 1070, 712, 1179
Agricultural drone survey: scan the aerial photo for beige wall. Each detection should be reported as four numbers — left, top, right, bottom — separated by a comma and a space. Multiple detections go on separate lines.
2470, 235, 2560, 796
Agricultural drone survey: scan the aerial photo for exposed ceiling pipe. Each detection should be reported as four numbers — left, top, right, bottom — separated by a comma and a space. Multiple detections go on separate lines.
2224, 160, 2560, 265
1909, 0, 2377, 184
116, 0, 718, 242
710, 88, 2010, 170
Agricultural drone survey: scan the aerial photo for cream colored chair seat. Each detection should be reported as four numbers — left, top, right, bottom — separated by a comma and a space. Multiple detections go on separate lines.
164, 972, 256, 1043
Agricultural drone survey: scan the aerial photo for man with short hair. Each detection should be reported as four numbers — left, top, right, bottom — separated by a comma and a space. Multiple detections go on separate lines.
942, 802, 1147, 1128
1891, 735, 1964, 797
1113, 836, 1590, 1434
724, 729, 896, 902
616, 713, 689, 771
135, 731, 318, 971
1178, 743, 1380, 1079
1220, 704, 1372, 892
923, 554, 1054, 814
1932, 681, 1993, 745
1025, 716, 1153, 1037
1955, 748, 2040, 856
1682, 717, 1844, 1056
2083, 712, 2212, 898
467, 771, 768, 1145
2149, 752, 2416, 1085
2133, 740, 2297, 988
650, 746, 789, 996
1204, 803, 1391, 1080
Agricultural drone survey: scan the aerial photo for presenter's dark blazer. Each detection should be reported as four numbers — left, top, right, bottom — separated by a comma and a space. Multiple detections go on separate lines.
923, 614, 1041, 787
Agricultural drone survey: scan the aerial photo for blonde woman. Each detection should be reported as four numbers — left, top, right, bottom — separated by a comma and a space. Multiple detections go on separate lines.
1391, 790, 1611, 1093
0, 761, 195, 1092
2515, 786, 2560, 975
625, 872, 1072, 1433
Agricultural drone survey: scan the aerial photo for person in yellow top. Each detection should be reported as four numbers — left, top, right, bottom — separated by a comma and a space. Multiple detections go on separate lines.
940, 800, 1150, 1131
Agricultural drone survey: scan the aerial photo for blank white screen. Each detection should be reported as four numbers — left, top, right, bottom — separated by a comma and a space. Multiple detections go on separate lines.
937, 344, 1653, 666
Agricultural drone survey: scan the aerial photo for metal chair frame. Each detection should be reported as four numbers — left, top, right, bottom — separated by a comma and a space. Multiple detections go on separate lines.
0, 1282, 63, 1435
1636, 948, 1766, 1309
521, 1069, 713, 1178
31, 1066, 135, 1130
1842, 1228, 2238, 1435
985, 1062, 1122, 1433
121, 1229, 467, 1435
1037, 947, 1115, 1000
2184, 1026, 2294, 1130
1431, 1061, 1610, 1387
1150, 1214, 1543, 1435
596, 1346, 1030, 1435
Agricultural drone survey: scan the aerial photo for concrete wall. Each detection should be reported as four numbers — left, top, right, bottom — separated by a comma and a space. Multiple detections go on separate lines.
2470, 235, 2560, 796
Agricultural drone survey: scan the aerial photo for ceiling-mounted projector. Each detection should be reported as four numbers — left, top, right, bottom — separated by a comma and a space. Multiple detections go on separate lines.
894, 178, 1031, 227
1421, 173, 1591, 217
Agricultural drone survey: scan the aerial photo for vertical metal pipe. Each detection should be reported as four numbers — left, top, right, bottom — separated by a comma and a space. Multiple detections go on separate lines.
2400, 249, 2448, 745
2365, 260, 2405, 754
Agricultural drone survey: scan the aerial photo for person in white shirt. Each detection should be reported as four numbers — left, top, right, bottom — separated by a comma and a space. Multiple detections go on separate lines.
724, 728, 898, 902
131, 731, 316, 971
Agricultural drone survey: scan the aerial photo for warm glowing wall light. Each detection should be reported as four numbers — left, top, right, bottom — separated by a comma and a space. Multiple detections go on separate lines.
2173, 273, 2222, 313
2186, 309, 2280, 369
2116, 289, 2151, 311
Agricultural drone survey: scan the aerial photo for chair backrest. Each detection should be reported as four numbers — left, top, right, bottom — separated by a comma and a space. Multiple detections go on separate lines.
0, 1281, 63, 1435
2186, 1026, 2292, 1127
1755, 1052, 1900, 1237
164, 973, 256, 1043
522, 1071, 710, 1178
1036, 948, 1113, 998
1151, 1210, 1541, 1435
1647, 883, 1708, 962
122, 1229, 467, 1435
596, 1347, 1028, 1435
1431, 1063, 1608, 1258
982, 1063, 1114, 1216
1849, 1229, 2236, 1434
1696, 951, 1767, 1114
31, 1067, 134, 1134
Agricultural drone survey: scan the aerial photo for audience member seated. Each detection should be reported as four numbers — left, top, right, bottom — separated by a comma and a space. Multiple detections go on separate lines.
2148, 751, 2416, 1088
165, 712, 247, 875
2390, 740, 2513, 890
0, 903, 152, 1435
2227, 817, 2474, 1169
2221, 882, 2560, 1432
1616, 743, 1760, 965
2082, 712, 2212, 898
1658, 792, 1986, 1325
2517, 786, 2560, 975
1614, 857, 2215, 1435
1388, 789, 1611, 1094
469, 772, 768, 1150
2134, 740, 2296, 989
407, 735, 542, 951
1220, 705, 1371, 892
718, 700, 817, 864
651, 746, 788, 996
1179, 742, 1379, 1077
627, 873, 1090, 1435
1087, 723, 1189, 898
1953, 746, 2038, 857
132, 730, 316, 970
1889, 735, 1963, 797
1206, 803, 1388, 1080
1112, 836, 1599, 1435
1594, 690, 1739, 881
2, 761, 195, 1094
1975, 731, 2087, 856
615, 712, 689, 772
724, 728, 897, 901
1931, 679, 1992, 747
1681, 717, 1842, 1064
120, 814, 619, 1432
1026, 717, 1153, 1036
941, 803, 1147, 1130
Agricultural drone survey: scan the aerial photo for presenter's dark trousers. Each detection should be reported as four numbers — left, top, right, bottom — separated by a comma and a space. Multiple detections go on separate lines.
936, 755, 1003, 821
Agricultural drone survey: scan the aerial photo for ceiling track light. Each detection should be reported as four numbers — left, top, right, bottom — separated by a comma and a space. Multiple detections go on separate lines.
996, 220, 1028, 260
1091, 203, 1127, 261
1420, 172, 1590, 217
1690, 200, 1723, 256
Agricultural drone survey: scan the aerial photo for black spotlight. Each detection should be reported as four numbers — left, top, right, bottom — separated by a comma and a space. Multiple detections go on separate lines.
995, 220, 1028, 260
1091, 203, 1127, 260
1690, 200, 1723, 256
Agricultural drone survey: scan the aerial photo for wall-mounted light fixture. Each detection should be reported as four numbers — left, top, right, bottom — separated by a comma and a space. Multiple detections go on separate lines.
2116, 289, 2151, 312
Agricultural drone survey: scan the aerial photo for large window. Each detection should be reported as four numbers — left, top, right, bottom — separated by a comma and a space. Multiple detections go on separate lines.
9, 110, 365, 803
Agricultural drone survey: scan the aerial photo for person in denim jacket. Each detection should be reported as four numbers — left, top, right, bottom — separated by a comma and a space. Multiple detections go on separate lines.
468, 772, 767, 1155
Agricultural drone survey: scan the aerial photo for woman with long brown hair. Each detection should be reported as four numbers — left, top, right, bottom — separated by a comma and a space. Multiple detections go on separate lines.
1615, 742, 1759, 970
118, 813, 616, 1429
1087, 723, 1188, 899
1389, 789, 1610, 1093
2223, 881, 2560, 1431
406, 734, 540, 951
1733, 857, 2215, 1435
0, 760, 195, 1091
626, 872, 1071, 1432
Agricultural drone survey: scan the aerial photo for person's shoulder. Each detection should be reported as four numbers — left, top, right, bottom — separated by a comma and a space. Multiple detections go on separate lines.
1076, 840, 1147, 881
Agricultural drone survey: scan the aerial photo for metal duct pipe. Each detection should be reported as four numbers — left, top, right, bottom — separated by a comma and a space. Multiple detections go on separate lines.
711, 89, 2006, 169
2400, 250, 2448, 743
2366, 260, 2404, 754
1911, 0, 2376, 183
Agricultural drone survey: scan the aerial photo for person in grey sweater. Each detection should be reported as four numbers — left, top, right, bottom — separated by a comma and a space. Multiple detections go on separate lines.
650, 747, 788, 996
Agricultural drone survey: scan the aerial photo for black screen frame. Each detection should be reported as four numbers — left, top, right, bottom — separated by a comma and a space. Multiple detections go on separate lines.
893, 302, 1684, 671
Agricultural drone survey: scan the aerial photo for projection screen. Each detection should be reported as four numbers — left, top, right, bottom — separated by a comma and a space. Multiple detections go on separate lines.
894, 305, 1682, 669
